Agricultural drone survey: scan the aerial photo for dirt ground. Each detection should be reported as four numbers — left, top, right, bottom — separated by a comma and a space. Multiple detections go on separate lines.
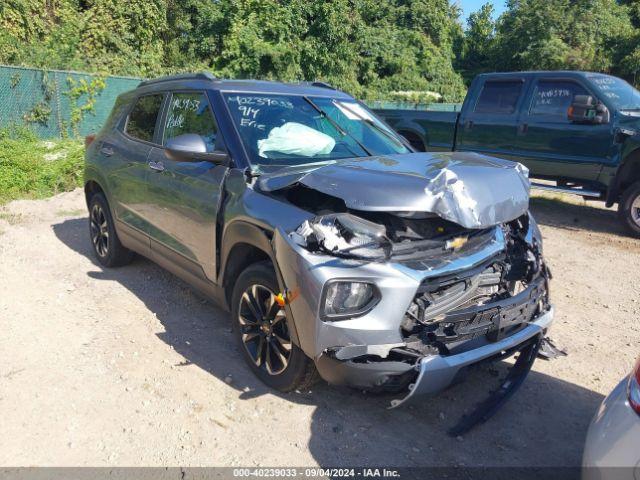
0, 188, 638, 469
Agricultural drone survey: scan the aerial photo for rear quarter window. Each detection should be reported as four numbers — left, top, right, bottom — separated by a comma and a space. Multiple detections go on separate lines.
125, 94, 163, 142
474, 81, 523, 114
102, 96, 129, 132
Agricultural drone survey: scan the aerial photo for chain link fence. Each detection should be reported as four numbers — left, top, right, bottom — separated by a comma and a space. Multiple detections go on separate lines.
0, 65, 462, 139
0, 65, 141, 139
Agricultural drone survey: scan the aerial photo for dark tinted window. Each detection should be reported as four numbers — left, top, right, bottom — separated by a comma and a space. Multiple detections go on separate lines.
474, 81, 523, 114
530, 81, 588, 117
163, 92, 218, 152
125, 94, 163, 142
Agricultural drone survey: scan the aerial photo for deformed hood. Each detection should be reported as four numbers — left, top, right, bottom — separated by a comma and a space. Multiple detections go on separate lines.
257, 152, 530, 229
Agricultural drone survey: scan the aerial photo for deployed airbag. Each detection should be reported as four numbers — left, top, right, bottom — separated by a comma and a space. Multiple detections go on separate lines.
258, 122, 336, 158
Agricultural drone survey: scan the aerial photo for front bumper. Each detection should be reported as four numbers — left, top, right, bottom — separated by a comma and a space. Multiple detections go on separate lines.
390, 307, 553, 407
272, 219, 552, 400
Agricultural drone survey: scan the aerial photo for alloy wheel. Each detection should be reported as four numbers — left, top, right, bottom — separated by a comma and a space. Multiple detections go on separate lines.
632, 195, 640, 227
90, 203, 109, 258
238, 284, 292, 375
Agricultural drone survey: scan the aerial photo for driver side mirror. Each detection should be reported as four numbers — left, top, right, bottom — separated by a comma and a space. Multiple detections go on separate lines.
164, 134, 229, 165
568, 95, 610, 124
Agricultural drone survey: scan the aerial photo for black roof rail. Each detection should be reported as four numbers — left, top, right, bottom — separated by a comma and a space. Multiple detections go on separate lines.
138, 72, 216, 87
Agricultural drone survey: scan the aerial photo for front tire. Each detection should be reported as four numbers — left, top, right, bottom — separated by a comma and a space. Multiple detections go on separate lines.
231, 262, 318, 392
618, 181, 640, 237
88, 193, 134, 267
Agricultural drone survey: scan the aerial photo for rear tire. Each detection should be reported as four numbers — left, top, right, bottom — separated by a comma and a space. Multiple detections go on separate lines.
88, 193, 134, 267
231, 262, 318, 392
618, 181, 640, 237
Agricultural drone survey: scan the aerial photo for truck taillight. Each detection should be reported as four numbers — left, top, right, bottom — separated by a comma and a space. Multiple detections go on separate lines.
628, 356, 640, 416
85, 134, 96, 148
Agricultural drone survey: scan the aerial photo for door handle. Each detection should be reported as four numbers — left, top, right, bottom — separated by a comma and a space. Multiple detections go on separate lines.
148, 160, 165, 172
518, 123, 529, 135
100, 146, 114, 157
464, 120, 474, 131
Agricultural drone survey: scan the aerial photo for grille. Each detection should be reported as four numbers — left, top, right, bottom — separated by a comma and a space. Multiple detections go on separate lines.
401, 258, 548, 352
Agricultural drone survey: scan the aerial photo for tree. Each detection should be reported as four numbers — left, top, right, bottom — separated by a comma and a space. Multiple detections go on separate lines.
0, 0, 468, 101
459, 3, 497, 81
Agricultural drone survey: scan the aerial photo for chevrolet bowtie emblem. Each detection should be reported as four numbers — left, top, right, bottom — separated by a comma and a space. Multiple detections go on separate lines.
446, 236, 469, 250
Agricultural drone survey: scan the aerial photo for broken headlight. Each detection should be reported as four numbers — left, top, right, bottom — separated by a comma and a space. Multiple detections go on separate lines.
291, 213, 391, 259
321, 281, 380, 320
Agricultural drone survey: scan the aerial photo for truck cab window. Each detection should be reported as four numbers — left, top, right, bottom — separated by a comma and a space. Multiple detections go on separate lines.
163, 92, 218, 152
530, 81, 588, 117
125, 94, 163, 142
474, 81, 523, 114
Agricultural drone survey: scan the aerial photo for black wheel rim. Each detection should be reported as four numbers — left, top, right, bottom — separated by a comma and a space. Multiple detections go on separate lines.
238, 284, 292, 375
90, 203, 109, 258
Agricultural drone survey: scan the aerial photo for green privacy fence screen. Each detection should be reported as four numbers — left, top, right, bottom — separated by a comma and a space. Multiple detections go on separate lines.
0, 64, 461, 139
0, 65, 141, 139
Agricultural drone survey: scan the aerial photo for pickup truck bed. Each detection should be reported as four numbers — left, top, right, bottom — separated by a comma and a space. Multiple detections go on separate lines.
373, 109, 459, 151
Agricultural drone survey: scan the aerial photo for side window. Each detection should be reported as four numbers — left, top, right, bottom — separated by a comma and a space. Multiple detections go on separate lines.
125, 94, 163, 142
163, 92, 218, 152
103, 95, 128, 132
474, 81, 523, 114
530, 80, 589, 117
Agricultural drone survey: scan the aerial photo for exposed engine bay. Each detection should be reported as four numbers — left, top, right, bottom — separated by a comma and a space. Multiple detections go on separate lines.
287, 200, 551, 359
282, 184, 491, 262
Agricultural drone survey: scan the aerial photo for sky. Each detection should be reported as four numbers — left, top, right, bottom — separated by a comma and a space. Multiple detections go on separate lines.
457, 0, 506, 21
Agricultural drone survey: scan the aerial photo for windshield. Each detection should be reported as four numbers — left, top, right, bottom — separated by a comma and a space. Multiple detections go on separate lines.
588, 74, 640, 111
224, 93, 410, 170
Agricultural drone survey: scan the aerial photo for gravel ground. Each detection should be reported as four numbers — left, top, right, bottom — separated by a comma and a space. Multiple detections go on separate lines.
0, 189, 638, 468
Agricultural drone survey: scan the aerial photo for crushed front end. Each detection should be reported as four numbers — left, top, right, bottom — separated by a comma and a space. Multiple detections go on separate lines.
261, 152, 556, 413
272, 209, 554, 406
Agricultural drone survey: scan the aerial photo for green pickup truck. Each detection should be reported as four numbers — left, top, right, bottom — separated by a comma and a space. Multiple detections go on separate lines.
376, 71, 640, 236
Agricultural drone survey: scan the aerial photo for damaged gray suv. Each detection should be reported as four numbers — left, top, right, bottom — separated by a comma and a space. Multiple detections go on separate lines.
84, 73, 555, 412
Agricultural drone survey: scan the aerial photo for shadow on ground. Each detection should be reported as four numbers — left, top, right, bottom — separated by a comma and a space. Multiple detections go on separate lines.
530, 196, 630, 237
53, 217, 603, 471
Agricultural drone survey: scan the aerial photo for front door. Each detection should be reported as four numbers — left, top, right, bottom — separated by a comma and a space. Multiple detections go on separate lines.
511, 78, 613, 182
145, 91, 228, 282
456, 78, 527, 160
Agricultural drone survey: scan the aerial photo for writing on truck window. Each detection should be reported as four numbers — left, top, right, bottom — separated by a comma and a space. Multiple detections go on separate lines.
530, 81, 587, 118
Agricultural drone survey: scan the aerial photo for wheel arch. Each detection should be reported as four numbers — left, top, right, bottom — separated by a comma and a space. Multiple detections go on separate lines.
219, 220, 301, 345
84, 180, 105, 208
218, 221, 276, 305
609, 148, 640, 206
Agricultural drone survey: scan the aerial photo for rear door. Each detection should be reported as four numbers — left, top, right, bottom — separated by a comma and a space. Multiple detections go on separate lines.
456, 78, 527, 160
106, 93, 164, 245
145, 91, 228, 282
511, 78, 613, 181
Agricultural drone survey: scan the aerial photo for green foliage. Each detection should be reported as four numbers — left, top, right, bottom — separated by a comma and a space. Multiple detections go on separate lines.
23, 101, 52, 125
2, 0, 640, 109
457, 3, 496, 81
0, 128, 84, 204
0, 0, 467, 102
64, 76, 107, 137
459, 0, 640, 86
